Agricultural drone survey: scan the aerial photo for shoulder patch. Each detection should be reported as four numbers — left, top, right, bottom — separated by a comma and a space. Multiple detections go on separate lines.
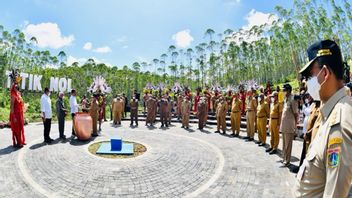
328, 137, 343, 147
327, 147, 340, 168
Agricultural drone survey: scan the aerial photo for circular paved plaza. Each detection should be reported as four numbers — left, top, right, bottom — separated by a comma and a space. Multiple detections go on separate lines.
0, 121, 303, 198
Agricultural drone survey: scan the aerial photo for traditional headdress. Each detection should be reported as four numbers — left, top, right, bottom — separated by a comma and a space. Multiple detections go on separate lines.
171, 82, 183, 93
9, 69, 22, 84
87, 76, 112, 95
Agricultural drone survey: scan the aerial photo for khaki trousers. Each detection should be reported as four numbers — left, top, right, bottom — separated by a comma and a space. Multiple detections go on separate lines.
246, 111, 255, 138
282, 132, 294, 163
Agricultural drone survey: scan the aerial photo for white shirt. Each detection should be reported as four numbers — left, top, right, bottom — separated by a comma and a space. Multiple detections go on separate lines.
69, 95, 78, 114
40, 94, 52, 119
302, 103, 312, 134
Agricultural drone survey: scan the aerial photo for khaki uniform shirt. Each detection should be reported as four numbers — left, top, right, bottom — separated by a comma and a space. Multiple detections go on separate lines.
231, 99, 242, 113
216, 101, 227, 117
270, 102, 282, 120
280, 95, 298, 133
246, 97, 257, 112
295, 87, 352, 197
257, 101, 270, 118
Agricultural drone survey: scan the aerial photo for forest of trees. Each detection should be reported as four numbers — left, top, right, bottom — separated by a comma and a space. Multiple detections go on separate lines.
1, 0, 352, 121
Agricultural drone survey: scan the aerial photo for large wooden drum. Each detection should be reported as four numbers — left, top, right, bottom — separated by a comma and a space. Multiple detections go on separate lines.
73, 112, 92, 140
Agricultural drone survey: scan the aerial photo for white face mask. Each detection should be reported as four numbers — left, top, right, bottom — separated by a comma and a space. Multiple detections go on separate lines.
258, 97, 262, 102
271, 98, 275, 103
306, 68, 325, 101
304, 99, 309, 104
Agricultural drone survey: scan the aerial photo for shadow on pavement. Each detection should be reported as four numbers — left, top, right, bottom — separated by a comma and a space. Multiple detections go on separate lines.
69, 136, 97, 146
0, 145, 20, 155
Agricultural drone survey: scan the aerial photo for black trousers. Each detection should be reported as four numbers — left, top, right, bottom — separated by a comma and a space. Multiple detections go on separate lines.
58, 115, 65, 137
71, 113, 76, 134
44, 118, 51, 141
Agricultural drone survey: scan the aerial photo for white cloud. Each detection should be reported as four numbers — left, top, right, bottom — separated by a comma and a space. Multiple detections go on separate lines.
227, 9, 278, 44
243, 9, 277, 30
23, 22, 74, 49
83, 42, 92, 50
122, 45, 129, 49
172, 29, 194, 48
93, 46, 111, 53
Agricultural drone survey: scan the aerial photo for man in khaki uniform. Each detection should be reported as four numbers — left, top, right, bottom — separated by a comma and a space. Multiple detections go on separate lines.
215, 97, 227, 134
112, 96, 123, 125
197, 97, 207, 130
146, 95, 157, 126
130, 96, 138, 126
256, 93, 270, 146
230, 93, 242, 137
295, 40, 352, 197
181, 97, 191, 129
177, 93, 183, 120
280, 83, 298, 166
266, 91, 282, 154
245, 90, 257, 141
89, 94, 100, 136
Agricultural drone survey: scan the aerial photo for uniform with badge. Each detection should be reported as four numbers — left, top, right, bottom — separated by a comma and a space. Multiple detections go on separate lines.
280, 84, 298, 165
245, 95, 257, 140
295, 40, 352, 197
266, 91, 282, 154
231, 96, 242, 136
216, 98, 227, 133
256, 94, 270, 145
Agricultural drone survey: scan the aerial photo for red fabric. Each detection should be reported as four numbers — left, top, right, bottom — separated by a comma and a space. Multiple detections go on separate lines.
9, 84, 25, 146
193, 94, 200, 112
240, 92, 246, 115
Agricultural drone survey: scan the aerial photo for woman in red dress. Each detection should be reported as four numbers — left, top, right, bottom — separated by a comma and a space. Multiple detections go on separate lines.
10, 83, 26, 148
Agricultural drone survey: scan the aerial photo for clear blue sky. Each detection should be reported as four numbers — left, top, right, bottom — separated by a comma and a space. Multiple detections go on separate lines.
0, 0, 292, 68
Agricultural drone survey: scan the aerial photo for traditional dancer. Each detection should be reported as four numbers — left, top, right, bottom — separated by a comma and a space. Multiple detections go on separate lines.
9, 70, 26, 148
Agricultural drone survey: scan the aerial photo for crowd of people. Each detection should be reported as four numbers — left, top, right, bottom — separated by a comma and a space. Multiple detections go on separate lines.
7, 39, 352, 197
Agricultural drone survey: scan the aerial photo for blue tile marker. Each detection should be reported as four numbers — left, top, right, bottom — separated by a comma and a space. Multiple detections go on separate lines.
111, 136, 122, 151
96, 137, 134, 155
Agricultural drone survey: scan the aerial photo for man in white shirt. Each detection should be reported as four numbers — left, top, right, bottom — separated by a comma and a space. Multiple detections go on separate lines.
69, 89, 79, 136
40, 87, 53, 143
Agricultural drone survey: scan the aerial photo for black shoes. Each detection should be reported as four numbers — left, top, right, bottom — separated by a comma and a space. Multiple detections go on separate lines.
60, 135, 66, 140
269, 149, 277, 155
44, 138, 54, 143
245, 138, 254, 142
266, 147, 273, 152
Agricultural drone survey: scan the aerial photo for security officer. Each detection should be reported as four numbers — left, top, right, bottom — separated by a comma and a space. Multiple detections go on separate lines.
245, 90, 257, 141
295, 40, 352, 197
266, 91, 282, 154
256, 93, 270, 146
280, 83, 299, 166
231, 92, 242, 137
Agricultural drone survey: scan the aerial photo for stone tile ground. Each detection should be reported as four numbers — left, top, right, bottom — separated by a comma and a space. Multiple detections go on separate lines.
0, 121, 310, 198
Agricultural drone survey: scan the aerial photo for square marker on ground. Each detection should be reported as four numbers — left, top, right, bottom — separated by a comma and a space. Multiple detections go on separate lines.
96, 142, 134, 155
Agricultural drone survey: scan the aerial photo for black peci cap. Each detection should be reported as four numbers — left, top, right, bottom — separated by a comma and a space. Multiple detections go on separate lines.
300, 39, 343, 77
282, 83, 292, 91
